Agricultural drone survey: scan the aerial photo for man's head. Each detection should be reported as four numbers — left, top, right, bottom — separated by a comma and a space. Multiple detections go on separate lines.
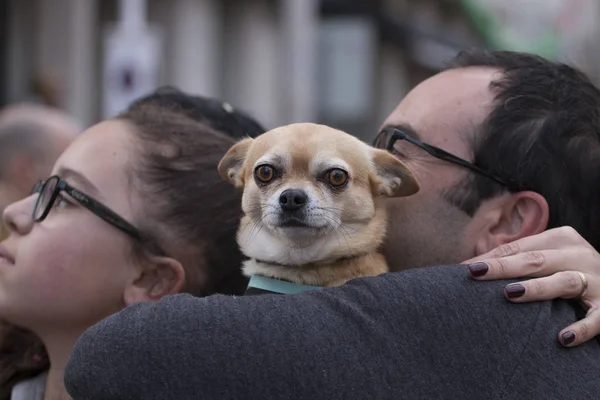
379, 50, 600, 271
0, 103, 79, 220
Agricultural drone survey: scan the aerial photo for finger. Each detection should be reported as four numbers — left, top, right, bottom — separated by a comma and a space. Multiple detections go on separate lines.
558, 308, 600, 347
463, 226, 584, 264
464, 242, 523, 264
501, 271, 589, 302
466, 249, 572, 280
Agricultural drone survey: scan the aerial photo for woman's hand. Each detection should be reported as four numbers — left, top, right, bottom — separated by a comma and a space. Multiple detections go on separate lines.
463, 226, 600, 347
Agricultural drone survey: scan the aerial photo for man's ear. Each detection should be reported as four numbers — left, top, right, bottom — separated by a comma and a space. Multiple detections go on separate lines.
217, 137, 254, 188
124, 256, 186, 305
370, 148, 419, 197
474, 191, 549, 255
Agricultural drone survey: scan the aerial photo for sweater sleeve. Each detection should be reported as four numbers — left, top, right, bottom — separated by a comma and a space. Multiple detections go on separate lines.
64, 265, 600, 400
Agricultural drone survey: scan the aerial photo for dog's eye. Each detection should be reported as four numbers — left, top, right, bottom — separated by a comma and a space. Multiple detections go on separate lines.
255, 165, 276, 183
327, 168, 348, 188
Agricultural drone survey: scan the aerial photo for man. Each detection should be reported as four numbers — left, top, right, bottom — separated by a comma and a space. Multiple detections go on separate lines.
65, 50, 600, 399
380, 51, 600, 270
0, 103, 79, 239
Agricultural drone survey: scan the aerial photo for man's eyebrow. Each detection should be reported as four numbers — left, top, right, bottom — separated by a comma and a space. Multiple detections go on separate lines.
56, 167, 105, 200
381, 123, 422, 141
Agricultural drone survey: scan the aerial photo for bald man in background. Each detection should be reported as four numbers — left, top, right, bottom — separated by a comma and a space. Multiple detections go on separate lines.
0, 103, 80, 240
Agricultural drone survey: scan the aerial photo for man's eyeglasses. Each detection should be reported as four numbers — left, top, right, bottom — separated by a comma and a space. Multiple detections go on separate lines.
373, 127, 508, 187
31, 176, 166, 255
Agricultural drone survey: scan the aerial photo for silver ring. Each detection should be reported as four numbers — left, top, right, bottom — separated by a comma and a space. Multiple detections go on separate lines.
577, 272, 588, 298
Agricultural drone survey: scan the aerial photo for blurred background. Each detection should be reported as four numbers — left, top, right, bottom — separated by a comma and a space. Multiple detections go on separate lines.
1, 0, 600, 140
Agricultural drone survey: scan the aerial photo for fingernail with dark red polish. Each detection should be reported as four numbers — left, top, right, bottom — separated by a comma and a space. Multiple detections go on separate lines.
561, 331, 576, 346
505, 283, 526, 298
468, 262, 489, 277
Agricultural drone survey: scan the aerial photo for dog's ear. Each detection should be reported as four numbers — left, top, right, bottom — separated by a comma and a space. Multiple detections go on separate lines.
218, 137, 254, 188
370, 148, 419, 197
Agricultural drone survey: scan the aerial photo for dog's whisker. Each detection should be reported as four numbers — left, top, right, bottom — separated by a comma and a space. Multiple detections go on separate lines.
248, 213, 276, 241
315, 206, 345, 213
333, 226, 352, 253
243, 213, 271, 242
319, 213, 353, 252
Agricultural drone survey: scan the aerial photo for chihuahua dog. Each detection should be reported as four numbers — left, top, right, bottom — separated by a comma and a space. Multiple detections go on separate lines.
218, 123, 419, 289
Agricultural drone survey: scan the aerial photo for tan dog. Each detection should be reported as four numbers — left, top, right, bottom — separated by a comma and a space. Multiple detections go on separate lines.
218, 123, 419, 288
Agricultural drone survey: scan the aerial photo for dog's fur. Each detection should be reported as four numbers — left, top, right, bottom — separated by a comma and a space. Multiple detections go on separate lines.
218, 123, 419, 287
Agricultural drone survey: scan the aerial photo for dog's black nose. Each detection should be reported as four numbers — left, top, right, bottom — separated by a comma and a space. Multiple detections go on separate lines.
279, 189, 308, 212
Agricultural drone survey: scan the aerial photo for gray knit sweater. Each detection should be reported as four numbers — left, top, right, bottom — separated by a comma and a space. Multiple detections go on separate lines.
65, 265, 600, 399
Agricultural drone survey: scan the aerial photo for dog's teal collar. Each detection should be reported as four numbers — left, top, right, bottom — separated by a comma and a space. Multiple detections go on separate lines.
246, 275, 322, 295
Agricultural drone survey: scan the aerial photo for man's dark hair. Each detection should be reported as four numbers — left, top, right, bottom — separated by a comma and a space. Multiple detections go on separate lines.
128, 86, 266, 139
443, 50, 600, 250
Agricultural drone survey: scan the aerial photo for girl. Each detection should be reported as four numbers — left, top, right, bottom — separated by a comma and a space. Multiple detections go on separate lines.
0, 91, 264, 400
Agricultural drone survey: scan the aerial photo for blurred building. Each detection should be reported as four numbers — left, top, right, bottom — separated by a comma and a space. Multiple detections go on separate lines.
1, 0, 599, 140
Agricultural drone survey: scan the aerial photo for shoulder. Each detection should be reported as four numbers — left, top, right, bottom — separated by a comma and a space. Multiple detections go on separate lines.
66, 266, 600, 399
87, 265, 525, 340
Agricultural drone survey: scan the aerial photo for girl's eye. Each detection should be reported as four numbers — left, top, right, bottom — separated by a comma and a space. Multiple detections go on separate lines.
53, 194, 73, 209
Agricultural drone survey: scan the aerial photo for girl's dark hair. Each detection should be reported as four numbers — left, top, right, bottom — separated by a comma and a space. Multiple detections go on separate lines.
121, 98, 252, 296
0, 89, 266, 399
0, 325, 49, 400
128, 86, 266, 140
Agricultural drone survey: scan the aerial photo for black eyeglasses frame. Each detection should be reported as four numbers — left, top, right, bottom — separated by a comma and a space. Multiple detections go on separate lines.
373, 127, 508, 187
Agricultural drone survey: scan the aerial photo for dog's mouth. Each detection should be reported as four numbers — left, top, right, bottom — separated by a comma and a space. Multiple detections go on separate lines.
278, 216, 312, 229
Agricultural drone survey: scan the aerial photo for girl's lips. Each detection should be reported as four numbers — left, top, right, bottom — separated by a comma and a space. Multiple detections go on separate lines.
0, 245, 15, 265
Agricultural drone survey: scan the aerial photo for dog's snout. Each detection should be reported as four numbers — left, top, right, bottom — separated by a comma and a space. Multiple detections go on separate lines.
279, 189, 308, 212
